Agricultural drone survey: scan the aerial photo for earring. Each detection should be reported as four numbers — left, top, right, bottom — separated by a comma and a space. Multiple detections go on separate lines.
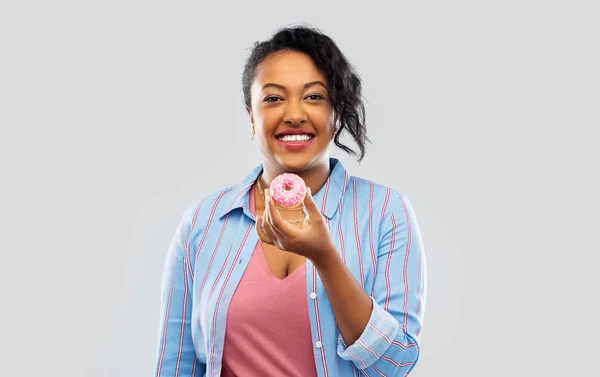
251, 125, 255, 140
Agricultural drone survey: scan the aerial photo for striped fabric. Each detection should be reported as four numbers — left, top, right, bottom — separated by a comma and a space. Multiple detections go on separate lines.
154, 157, 427, 377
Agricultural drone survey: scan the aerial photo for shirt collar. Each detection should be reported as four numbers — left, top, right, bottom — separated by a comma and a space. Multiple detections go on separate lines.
218, 157, 350, 220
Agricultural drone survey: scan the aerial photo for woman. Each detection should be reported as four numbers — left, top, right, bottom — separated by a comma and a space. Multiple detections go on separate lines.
154, 25, 426, 377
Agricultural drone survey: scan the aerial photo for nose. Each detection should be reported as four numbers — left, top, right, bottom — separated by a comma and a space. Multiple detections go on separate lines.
283, 100, 306, 126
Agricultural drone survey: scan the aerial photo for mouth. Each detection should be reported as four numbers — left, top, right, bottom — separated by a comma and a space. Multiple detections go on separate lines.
276, 133, 315, 142
275, 133, 315, 150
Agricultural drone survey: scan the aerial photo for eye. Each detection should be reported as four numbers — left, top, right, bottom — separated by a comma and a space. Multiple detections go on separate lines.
264, 96, 282, 102
306, 94, 324, 100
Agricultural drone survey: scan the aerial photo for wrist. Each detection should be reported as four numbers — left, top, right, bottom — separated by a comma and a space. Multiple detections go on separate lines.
311, 242, 340, 269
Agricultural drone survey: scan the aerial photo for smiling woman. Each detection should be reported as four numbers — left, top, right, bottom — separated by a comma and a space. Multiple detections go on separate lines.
154, 24, 427, 377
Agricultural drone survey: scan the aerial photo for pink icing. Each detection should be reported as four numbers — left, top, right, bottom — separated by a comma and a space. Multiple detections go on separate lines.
269, 173, 307, 207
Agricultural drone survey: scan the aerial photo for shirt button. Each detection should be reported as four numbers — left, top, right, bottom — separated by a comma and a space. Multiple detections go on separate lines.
309, 292, 317, 299
315, 341, 322, 348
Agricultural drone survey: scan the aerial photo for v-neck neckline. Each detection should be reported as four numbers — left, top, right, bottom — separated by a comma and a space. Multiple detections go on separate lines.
255, 241, 306, 286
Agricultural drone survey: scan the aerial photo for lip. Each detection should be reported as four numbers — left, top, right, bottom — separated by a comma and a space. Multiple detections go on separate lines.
275, 135, 315, 150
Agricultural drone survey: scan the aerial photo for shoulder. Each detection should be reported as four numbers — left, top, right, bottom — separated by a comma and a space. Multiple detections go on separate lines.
177, 184, 238, 237
348, 175, 403, 198
345, 174, 417, 226
347, 174, 406, 205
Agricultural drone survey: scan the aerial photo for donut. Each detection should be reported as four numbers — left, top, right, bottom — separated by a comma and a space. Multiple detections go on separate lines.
269, 173, 307, 208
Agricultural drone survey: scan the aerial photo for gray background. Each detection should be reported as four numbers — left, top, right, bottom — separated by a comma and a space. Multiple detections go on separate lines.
1, 1, 598, 376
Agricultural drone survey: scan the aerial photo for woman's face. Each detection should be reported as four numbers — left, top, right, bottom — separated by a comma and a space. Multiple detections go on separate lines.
247, 50, 335, 172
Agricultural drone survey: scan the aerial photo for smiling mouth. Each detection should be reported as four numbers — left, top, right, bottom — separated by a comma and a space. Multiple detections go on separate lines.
276, 134, 315, 142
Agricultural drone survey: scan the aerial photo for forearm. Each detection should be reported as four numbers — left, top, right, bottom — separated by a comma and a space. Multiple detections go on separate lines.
312, 244, 373, 346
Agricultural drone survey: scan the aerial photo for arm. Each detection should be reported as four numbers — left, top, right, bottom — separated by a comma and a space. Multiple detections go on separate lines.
312, 247, 374, 347
154, 217, 205, 377
330, 192, 426, 376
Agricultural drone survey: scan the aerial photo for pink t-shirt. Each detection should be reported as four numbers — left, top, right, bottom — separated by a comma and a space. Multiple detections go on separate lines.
220, 185, 318, 377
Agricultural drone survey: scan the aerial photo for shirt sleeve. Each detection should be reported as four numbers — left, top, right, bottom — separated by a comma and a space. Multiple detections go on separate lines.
154, 215, 205, 377
337, 192, 427, 376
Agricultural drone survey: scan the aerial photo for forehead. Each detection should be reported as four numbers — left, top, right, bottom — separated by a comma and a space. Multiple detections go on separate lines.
253, 50, 327, 87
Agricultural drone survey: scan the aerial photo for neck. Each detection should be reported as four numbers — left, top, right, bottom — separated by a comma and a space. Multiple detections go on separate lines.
259, 157, 332, 196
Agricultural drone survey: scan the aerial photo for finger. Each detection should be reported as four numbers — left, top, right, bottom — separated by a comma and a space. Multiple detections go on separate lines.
302, 187, 324, 222
300, 216, 309, 229
255, 216, 269, 243
261, 210, 280, 244
265, 193, 295, 237
257, 216, 274, 245
266, 218, 290, 250
262, 216, 284, 249
267, 213, 289, 241
262, 192, 274, 227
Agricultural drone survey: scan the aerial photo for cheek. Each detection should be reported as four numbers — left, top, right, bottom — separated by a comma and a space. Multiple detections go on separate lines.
256, 109, 280, 132
312, 111, 334, 135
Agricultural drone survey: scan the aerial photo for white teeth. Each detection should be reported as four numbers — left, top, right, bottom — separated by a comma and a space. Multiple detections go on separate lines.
278, 134, 313, 142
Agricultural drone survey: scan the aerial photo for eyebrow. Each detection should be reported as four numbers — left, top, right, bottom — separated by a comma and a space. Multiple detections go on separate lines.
261, 81, 328, 91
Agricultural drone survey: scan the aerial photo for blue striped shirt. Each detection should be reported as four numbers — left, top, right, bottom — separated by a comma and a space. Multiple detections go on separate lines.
155, 157, 427, 377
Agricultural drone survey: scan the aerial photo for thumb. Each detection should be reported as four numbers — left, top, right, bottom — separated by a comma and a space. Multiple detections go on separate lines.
303, 187, 323, 219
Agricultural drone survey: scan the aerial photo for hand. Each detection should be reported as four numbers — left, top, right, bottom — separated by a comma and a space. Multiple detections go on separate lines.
257, 187, 337, 264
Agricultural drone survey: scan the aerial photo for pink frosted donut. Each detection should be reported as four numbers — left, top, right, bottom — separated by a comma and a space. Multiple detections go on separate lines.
269, 173, 307, 208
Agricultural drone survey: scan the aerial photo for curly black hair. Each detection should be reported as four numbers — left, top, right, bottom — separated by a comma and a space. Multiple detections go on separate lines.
242, 24, 369, 162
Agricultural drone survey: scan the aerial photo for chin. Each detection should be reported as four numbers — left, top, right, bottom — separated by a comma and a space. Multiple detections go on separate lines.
276, 154, 316, 172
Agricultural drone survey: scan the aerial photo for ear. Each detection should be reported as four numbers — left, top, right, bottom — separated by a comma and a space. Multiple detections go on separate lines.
331, 110, 341, 133
246, 106, 254, 124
